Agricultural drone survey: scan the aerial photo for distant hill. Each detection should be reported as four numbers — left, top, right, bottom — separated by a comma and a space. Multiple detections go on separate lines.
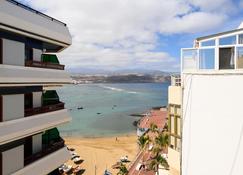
71, 73, 172, 84
68, 68, 177, 76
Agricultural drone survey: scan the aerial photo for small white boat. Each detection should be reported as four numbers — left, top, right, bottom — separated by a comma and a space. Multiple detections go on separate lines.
71, 154, 80, 160
73, 157, 82, 163
104, 169, 112, 175
120, 155, 128, 162
59, 164, 72, 173
73, 165, 82, 174
70, 151, 78, 156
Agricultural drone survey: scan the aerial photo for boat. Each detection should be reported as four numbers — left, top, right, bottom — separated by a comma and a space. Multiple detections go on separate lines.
59, 164, 73, 173
73, 165, 83, 174
104, 169, 112, 175
73, 157, 82, 163
71, 154, 80, 160
120, 156, 129, 162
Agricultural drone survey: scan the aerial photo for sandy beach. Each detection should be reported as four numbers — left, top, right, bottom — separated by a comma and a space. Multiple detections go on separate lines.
64, 134, 138, 175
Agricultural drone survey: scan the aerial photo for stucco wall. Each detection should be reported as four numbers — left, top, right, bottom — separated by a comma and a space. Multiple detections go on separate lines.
33, 49, 42, 62
168, 147, 180, 175
32, 92, 42, 108
13, 147, 71, 175
2, 145, 24, 175
32, 133, 42, 154
182, 73, 243, 175
0, 1, 72, 46
2, 39, 25, 66
168, 86, 181, 105
2, 94, 24, 121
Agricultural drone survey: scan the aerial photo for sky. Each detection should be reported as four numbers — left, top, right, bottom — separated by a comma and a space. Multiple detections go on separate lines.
20, 0, 243, 73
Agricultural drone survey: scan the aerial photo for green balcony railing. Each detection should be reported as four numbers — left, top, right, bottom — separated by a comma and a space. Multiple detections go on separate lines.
25, 54, 65, 70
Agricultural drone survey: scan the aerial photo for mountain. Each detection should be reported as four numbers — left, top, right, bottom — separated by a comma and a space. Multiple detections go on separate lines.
68, 67, 177, 76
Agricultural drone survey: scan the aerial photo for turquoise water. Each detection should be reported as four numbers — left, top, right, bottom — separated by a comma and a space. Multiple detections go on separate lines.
56, 83, 169, 137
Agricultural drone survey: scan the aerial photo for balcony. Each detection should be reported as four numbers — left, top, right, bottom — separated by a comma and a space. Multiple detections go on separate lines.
171, 75, 181, 86
25, 54, 65, 70
0, 109, 71, 145
25, 102, 65, 117
13, 147, 70, 175
182, 31, 243, 73
25, 60, 65, 70
24, 138, 65, 166
0, 64, 71, 85
1, 0, 72, 50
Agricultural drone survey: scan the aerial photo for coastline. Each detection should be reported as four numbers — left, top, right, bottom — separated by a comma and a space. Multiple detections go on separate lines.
62, 131, 137, 139
64, 133, 138, 175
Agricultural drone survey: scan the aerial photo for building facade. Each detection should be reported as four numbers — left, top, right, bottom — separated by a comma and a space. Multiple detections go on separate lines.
0, 0, 72, 174
181, 24, 243, 175
168, 75, 181, 175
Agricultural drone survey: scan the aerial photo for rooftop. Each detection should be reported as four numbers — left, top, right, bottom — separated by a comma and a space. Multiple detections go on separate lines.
7, 0, 66, 26
0, 0, 72, 49
196, 22, 243, 41
182, 22, 243, 72
138, 109, 167, 130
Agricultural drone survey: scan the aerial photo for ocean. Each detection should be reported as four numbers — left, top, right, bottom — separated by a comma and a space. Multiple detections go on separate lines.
56, 83, 169, 137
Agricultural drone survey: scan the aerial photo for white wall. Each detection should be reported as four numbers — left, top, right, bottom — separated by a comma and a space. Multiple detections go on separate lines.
32, 133, 42, 154
0, 109, 71, 145
2, 39, 25, 66
2, 145, 24, 175
0, 64, 71, 84
33, 49, 42, 62
32, 92, 42, 108
182, 73, 243, 175
2, 94, 24, 121
0, 1, 72, 47
168, 147, 180, 175
169, 86, 181, 105
13, 147, 71, 175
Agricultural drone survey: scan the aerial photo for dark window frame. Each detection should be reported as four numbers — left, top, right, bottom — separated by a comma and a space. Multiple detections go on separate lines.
24, 93, 33, 109
0, 38, 2, 64
0, 96, 2, 122
0, 152, 2, 175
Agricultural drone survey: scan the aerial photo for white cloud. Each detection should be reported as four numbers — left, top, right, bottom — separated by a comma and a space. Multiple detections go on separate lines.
21, 0, 234, 72
187, 0, 236, 13
159, 12, 227, 34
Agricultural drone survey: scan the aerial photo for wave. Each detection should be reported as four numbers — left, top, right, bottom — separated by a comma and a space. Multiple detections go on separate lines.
99, 85, 138, 94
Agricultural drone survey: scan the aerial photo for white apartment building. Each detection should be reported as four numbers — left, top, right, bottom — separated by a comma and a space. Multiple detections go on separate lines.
0, 0, 72, 174
181, 24, 243, 175
168, 75, 181, 175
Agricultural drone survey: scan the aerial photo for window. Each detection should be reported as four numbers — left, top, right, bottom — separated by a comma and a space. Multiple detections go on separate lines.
0, 96, 2, 122
237, 47, 243, 68
199, 49, 215, 69
0, 39, 2, 64
219, 47, 235, 69
25, 46, 33, 61
201, 39, 215, 47
239, 34, 243, 44
0, 152, 2, 175
219, 35, 236, 45
182, 49, 198, 70
24, 93, 33, 109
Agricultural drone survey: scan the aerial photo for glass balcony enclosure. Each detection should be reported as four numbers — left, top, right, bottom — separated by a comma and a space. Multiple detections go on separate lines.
25, 54, 65, 70
25, 90, 64, 117
182, 31, 243, 71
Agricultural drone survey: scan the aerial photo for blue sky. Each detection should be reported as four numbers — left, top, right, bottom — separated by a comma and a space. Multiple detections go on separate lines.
20, 0, 243, 72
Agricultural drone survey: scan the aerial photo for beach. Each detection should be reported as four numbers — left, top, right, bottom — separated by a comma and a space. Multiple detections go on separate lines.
64, 134, 138, 175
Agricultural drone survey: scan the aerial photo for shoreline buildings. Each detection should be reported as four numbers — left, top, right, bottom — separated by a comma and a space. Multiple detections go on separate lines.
0, 0, 72, 174
181, 23, 243, 175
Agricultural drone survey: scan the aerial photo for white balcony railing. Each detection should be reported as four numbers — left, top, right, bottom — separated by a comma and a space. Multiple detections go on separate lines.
171, 75, 181, 86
